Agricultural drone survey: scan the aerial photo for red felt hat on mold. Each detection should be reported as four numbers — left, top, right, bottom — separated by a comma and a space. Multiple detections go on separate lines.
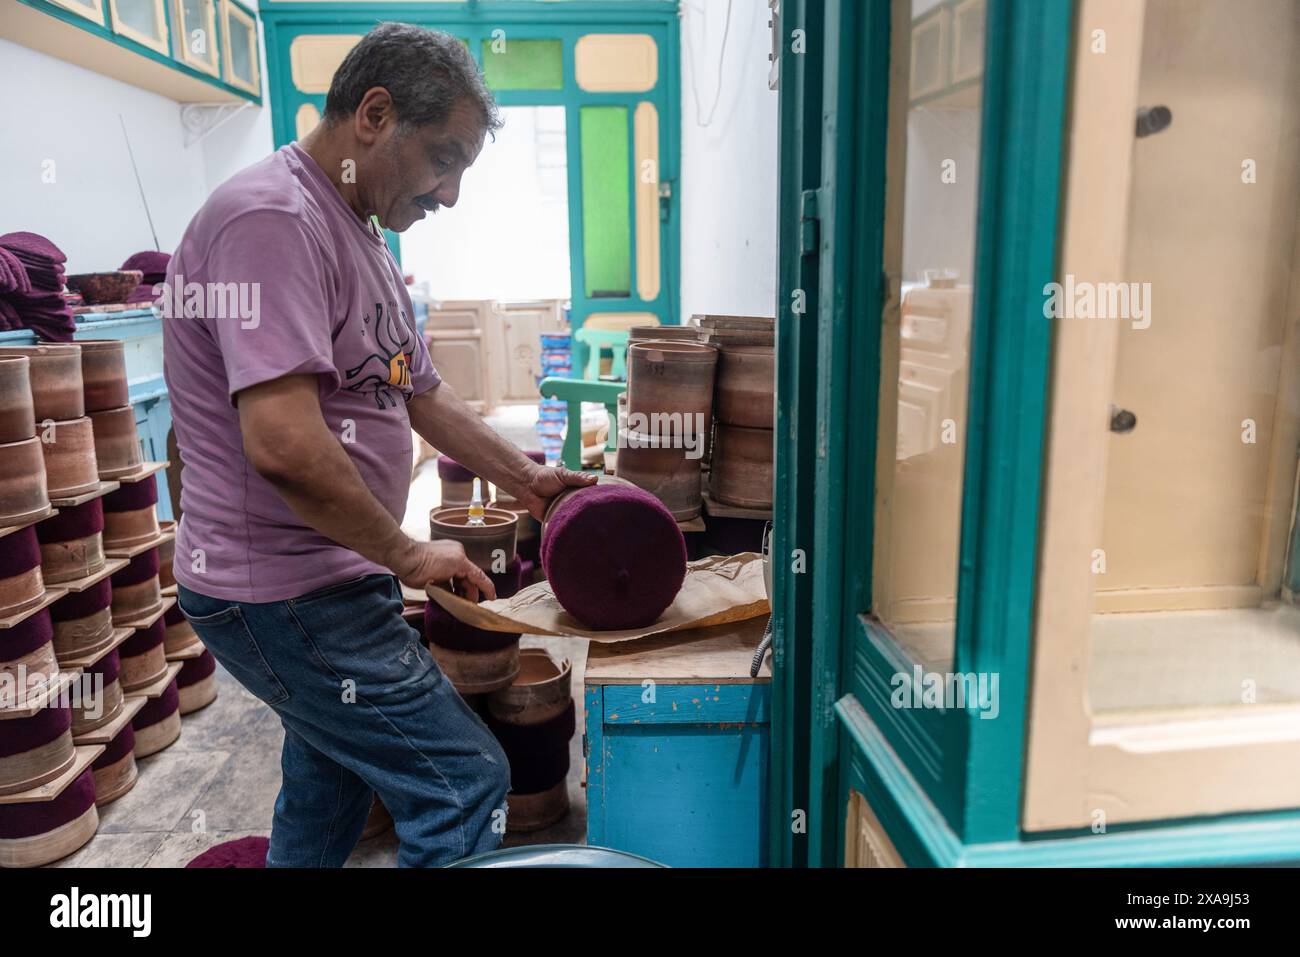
541, 483, 687, 630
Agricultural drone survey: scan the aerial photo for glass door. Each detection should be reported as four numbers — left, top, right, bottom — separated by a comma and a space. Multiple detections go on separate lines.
795, 0, 1070, 863
870, 0, 986, 675
1026, 0, 1300, 830
260, 9, 679, 335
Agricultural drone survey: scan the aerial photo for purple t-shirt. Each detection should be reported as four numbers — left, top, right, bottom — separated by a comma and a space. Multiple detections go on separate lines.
163, 143, 439, 602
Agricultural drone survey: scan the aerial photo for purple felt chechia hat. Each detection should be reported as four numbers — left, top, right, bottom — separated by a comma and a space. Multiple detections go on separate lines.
133, 678, 179, 729
0, 767, 94, 841
0, 704, 71, 759
436, 455, 478, 484
90, 648, 120, 683
0, 526, 42, 579
119, 251, 169, 280
103, 477, 158, 512
0, 608, 54, 663
176, 650, 217, 688
112, 547, 160, 587
92, 723, 135, 769
540, 483, 687, 630
49, 578, 112, 620
120, 618, 166, 657
35, 498, 104, 544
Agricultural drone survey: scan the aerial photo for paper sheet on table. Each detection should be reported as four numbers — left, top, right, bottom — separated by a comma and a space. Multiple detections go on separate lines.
425, 552, 769, 642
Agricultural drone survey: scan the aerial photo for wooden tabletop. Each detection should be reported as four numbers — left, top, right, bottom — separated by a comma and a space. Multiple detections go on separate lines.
584, 614, 771, 685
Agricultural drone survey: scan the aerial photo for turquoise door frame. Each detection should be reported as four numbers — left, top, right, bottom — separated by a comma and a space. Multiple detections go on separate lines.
770, 0, 824, 870
258, 1, 681, 332
777, 0, 1073, 865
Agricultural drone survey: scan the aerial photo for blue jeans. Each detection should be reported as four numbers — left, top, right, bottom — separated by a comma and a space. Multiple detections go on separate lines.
177, 574, 509, 867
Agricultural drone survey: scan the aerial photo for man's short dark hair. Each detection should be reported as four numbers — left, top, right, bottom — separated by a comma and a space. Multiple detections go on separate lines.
323, 23, 502, 134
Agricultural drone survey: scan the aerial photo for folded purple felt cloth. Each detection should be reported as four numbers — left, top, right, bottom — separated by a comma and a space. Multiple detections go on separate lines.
13, 263, 61, 286
21, 312, 76, 343
0, 232, 67, 264
0, 248, 30, 295
0, 299, 20, 331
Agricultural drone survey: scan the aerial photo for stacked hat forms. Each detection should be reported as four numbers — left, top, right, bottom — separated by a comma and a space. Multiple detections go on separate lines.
120, 251, 170, 305
483, 648, 575, 832
0, 323, 182, 865
0, 765, 98, 868
0, 559, 107, 867
0, 233, 74, 341
541, 482, 688, 630
424, 556, 526, 694
494, 449, 547, 570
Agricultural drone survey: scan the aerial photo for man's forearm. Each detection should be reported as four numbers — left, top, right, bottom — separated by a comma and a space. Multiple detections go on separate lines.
238, 379, 413, 572
258, 430, 412, 571
408, 381, 538, 498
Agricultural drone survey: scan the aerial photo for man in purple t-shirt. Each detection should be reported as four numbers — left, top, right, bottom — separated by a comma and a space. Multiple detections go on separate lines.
164, 23, 592, 867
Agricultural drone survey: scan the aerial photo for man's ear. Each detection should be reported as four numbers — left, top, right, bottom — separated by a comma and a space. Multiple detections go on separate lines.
354, 87, 395, 146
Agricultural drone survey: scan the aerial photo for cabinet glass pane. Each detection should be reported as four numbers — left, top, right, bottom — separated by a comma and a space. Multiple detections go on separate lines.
53, 0, 103, 23
229, 18, 254, 84
177, 0, 217, 70
481, 38, 563, 90
579, 106, 631, 299
116, 0, 162, 40
871, 0, 985, 672
1086, 0, 1300, 715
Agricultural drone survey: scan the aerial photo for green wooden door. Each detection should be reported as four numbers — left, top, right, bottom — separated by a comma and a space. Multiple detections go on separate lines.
258, 1, 680, 334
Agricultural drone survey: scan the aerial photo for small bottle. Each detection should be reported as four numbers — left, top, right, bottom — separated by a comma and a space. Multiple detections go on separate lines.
467, 478, 486, 526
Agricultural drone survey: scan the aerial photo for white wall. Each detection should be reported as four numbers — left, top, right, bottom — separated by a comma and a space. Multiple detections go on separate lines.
0, 30, 272, 274
678, 0, 780, 322
401, 105, 572, 301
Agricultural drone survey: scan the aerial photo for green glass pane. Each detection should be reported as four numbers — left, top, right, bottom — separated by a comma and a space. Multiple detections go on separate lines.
481, 38, 563, 90
580, 106, 630, 298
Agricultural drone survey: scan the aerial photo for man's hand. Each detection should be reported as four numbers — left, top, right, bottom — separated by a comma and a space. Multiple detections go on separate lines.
513, 464, 597, 521
407, 384, 598, 522
391, 539, 496, 602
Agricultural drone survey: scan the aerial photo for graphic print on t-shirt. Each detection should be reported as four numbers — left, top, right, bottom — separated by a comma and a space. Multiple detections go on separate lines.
344, 301, 415, 408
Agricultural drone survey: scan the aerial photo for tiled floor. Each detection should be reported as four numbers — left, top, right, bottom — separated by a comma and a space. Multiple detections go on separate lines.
56, 406, 592, 867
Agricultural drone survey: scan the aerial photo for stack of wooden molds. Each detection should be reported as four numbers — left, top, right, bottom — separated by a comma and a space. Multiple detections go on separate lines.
0, 340, 189, 867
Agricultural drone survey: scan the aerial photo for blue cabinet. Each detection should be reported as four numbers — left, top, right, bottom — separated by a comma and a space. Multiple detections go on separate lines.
583, 620, 771, 867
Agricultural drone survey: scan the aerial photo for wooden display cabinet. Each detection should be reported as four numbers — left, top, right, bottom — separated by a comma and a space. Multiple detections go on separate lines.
773, 0, 1300, 868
